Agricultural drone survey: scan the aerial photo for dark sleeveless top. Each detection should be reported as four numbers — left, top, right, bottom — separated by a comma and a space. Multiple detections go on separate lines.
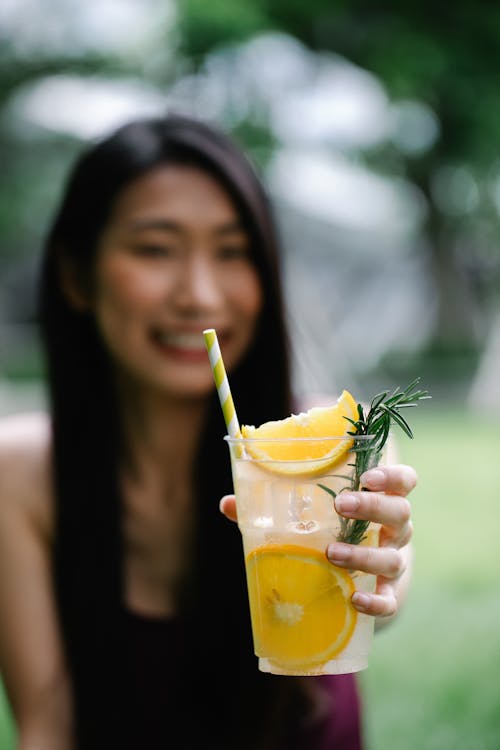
122, 609, 363, 749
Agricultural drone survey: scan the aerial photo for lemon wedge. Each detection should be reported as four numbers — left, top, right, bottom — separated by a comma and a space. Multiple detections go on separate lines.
240, 390, 358, 475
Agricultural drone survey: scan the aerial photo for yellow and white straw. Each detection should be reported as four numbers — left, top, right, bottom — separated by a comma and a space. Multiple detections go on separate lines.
203, 328, 241, 438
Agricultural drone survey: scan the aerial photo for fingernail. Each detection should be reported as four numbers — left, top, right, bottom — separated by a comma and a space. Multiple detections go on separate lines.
327, 543, 350, 564
360, 469, 385, 490
352, 592, 370, 611
335, 494, 359, 514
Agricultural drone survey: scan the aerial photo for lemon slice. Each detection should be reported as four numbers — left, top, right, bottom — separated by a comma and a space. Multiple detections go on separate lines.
245, 543, 357, 671
240, 390, 358, 475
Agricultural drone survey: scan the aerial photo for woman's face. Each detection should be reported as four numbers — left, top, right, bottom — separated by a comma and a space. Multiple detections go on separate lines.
84, 165, 263, 399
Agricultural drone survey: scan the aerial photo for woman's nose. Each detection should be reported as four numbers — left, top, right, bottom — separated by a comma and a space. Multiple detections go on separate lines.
174, 254, 222, 310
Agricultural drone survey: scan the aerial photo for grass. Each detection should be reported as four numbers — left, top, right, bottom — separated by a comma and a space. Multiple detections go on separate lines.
1, 405, 499, 747
0, 680, 14, 747
361, 406, 500, 750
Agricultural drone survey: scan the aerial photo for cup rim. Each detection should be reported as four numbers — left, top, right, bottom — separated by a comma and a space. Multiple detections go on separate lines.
224, 434, 376, 444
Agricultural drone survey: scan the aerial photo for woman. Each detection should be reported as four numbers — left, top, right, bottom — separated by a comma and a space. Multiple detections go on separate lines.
0, 114, 415, 749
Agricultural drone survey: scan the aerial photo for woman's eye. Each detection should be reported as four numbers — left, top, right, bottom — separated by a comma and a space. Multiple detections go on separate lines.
133, 244, 173, 258
217, 245, 249, 260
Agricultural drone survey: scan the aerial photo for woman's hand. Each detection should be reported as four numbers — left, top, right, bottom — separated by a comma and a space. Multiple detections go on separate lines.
219, 495, 238, 522
326, 464, 416, 623
220, 462, 417, 624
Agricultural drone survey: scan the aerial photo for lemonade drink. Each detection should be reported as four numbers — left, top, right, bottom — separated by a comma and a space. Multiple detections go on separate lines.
205, 328, 427, 676
225, 434, 381, 676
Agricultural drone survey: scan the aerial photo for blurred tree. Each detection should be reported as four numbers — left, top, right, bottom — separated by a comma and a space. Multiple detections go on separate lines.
1, 0, 500, 373
0, 0, 176, 263
178, 0, 500, 353
0, 0, 176, 382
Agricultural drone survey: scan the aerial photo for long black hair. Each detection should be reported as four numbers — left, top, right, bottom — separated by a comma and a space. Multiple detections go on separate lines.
38, 114, 304, 748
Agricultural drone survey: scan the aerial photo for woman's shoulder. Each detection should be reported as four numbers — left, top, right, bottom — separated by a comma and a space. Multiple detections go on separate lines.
0, 409, 51, 458
0, 411, 53, 534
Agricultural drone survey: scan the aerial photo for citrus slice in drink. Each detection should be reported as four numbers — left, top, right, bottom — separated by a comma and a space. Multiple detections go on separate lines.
245, 543, 357, 672
240, 390, 358, 475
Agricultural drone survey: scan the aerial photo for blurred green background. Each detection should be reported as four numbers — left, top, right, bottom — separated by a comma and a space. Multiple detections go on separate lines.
1, 1, 499, 748
362, 408, 500, 749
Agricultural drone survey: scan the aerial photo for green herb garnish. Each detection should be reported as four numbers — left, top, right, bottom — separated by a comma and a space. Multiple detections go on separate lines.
319, 377, 430, 545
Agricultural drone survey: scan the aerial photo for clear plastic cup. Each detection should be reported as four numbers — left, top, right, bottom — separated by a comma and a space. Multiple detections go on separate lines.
225, 434, 381, 676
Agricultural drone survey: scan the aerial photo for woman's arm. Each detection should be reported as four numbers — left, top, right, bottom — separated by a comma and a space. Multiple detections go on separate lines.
0, 415, 74, 750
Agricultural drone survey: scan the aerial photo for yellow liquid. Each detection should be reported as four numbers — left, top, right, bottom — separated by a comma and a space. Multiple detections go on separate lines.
232, 454, 378, 676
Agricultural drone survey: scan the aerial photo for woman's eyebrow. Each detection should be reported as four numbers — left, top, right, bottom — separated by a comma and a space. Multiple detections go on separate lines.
215, 221, 246, 236
128, 218, 181, 233
127, 218, 246, 235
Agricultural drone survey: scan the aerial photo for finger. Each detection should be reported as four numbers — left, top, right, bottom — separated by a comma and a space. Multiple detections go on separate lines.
326, 543, 406, 580
335, 491, 412, 530
352, 581, 398, 617
360, 464, 417, 497
380, 518, 414, 548
219, 495, 237, 522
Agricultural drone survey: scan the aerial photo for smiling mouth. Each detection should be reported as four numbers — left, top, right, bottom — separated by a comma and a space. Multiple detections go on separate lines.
152, 331, 206, 350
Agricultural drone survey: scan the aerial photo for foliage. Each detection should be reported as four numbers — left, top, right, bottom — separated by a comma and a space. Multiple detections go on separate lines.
177, 0, 270, 61
178, 0, 500, 170
1, 1, 500, 355
177, 0, 500, 351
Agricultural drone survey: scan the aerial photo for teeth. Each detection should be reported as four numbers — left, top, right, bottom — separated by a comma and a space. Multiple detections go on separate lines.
154, 332, 205, 349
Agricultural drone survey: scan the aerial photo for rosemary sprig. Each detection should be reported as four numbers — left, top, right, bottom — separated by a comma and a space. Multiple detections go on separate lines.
320, 377, 430, 545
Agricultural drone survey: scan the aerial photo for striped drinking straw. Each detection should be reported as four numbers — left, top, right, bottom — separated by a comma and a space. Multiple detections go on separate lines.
203, 328, 241, 439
